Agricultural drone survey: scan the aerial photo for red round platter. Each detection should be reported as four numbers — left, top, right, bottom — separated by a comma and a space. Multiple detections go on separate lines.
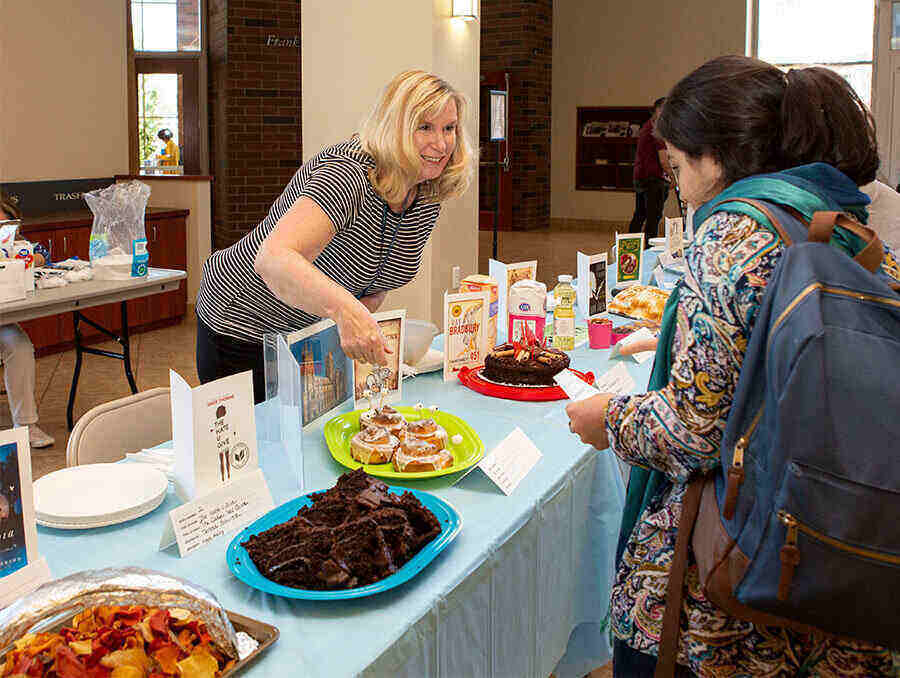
457, 366, 596, 401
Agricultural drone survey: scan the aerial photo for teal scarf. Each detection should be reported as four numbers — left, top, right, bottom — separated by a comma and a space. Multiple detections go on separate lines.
614, 163, 870, 566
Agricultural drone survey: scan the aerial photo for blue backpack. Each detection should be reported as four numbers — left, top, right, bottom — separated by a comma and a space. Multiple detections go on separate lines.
657, 199, 900, 675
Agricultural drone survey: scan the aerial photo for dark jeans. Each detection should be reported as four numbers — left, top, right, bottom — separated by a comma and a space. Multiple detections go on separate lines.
196, 316, 266, 404
628, 177, 669, 238
613, 639, 696, 678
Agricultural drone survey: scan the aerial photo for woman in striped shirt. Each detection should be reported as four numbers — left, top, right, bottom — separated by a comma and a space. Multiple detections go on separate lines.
196, 70, 474, 401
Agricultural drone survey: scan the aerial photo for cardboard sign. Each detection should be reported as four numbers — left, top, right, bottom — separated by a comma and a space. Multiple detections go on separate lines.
488, 259, 538, 340
456, 427, 542, 495
665, 217, 685, 257
443, 290, 490, 382
615, 233, 645, 286
0, 427, 50, 608
171, 370, 259, 502
576, 251, 608, 317
353, 310, 405, 410
160, 468, 274, 556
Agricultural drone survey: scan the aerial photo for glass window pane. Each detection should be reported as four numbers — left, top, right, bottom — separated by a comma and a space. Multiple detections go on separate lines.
138, 74, 182, 170
758, 0, 874, 64
893, 1, 900, 50
132, 0, 200, 52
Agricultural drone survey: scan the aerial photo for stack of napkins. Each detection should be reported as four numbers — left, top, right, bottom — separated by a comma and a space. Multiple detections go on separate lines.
125, 444, 175, 480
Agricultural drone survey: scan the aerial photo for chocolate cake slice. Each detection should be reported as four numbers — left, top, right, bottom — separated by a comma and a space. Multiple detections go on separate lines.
241, 470, 443, 590
482, 343, 570, 386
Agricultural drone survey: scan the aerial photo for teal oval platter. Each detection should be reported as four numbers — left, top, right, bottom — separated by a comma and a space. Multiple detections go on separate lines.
226, 486, 461, 600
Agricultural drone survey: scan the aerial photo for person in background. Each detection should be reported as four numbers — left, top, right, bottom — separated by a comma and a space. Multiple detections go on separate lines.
156, 129, 179, 174
861, 178, 900, 252
0, 192, 55, 449
195, 70, 474, 402
627, 97, 673, 238
567, 56, 899, 676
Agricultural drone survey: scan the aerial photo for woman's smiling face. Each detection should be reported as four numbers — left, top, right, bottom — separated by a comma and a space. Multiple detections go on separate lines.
414, 99, 458, 183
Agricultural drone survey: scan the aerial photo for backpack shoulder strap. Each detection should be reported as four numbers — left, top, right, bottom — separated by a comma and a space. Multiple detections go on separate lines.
715, 198, 885, 275
654, 478, 704, 678
808, 211, 884, 274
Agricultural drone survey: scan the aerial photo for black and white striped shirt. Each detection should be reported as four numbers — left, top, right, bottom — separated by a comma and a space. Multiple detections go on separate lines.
196, 137, 441, 344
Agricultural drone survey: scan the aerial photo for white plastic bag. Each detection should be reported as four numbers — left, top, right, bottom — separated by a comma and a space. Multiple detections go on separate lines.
84, 181, 151, 279
0, 260, 26, 302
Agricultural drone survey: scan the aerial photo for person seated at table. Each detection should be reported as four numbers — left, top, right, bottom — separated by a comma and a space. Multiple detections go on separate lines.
195, 70, 474, 402
0, 192, 54, 449
156, 128, 179, 174
566, 55, 900, 677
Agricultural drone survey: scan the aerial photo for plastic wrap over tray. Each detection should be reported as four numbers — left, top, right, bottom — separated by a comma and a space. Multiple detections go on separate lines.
0, 567, 238, 658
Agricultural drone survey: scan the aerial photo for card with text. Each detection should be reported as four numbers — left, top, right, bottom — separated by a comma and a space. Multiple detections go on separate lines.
171, 370, 259, 502
160, 468, 274, 556
353, 309, 405, 409
0, 427, 50, 608
456, 427, 542, 495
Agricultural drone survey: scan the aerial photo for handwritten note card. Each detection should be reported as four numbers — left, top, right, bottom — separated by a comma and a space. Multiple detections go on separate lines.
160, 468, 274, 557
477, 428, 543, 495
593, 363, 637, 395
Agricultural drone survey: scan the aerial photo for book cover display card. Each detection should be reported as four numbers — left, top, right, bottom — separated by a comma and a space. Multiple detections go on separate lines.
443, 290, 490, 382
615, 233, 645, 287
170, 370, 259, 502
665, 217, 685, 257
576, 251, 608, 317
488, 259, 537, 339
0, 427, 50, 608
285, 319, 354, 429
353, 309, 405, 410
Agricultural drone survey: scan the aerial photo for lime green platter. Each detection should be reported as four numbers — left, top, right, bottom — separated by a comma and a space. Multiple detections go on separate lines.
323, 406, 485, 480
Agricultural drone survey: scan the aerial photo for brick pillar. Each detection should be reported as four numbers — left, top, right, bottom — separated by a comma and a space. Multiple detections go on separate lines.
208, 0, 302, 250
481, 0, 552, 231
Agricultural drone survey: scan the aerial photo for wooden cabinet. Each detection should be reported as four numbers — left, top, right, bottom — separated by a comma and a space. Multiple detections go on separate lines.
576, 106, 652, 192
17, 208, 189, 356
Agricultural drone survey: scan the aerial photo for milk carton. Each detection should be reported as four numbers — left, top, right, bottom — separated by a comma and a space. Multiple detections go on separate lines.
459, 274, 498, 349
508, 279, 547, 344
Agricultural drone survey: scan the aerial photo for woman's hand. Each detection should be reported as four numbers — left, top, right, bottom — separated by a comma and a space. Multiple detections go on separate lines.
360, 291, 387, 313
565, 393, 614, 450
334, 299, 392, 366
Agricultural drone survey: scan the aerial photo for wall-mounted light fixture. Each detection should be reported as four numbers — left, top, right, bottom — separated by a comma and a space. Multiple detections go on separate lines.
452, 0, 478, 21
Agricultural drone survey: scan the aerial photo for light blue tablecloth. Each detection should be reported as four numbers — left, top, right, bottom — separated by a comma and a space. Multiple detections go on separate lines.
35, 254, 670, 677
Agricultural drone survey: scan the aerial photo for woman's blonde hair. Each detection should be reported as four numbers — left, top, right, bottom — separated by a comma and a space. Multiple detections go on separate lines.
0, 190, 21, 220
359, 70, 475, 205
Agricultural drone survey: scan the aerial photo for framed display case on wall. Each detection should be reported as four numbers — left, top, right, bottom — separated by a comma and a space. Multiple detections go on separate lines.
576, 106, 652, 191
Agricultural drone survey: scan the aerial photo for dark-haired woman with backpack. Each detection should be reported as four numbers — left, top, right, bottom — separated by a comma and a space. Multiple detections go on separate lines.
567, 55, 900, 677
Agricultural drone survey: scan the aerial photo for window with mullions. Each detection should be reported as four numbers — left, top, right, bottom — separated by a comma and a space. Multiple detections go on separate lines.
129, 0, 205, 175
132, 0, 200, 52
755, 0, 875, 107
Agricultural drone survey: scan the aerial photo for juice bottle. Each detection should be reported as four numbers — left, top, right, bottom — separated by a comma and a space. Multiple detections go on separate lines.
552, 274, 576, 351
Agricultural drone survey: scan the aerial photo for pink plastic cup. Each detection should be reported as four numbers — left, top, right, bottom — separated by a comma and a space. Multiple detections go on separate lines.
588, 318, 612, 349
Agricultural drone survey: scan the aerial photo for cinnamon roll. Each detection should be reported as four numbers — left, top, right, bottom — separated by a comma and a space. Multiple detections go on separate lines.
359, 406, 408, 439
405, 418, 449, 450
350, 426, 400, 465
393, 437, 454, 473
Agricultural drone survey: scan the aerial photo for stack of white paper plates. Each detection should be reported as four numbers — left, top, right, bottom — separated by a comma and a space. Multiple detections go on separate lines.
34, 464, 169, 529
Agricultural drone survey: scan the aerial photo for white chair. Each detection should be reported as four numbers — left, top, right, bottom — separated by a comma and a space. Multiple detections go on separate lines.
66, 387, 172, 466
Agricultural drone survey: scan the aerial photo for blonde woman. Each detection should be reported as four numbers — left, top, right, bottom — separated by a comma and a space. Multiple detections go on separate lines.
196, 70, 474, 401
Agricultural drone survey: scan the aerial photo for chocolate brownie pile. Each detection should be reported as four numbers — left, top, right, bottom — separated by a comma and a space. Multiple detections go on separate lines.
241, 469, 442, 590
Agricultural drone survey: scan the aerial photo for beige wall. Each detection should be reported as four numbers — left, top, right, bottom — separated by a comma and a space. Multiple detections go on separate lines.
551, 0, 746, 222
301, 0, 480, 329
122, 179, 213, 305
0, 0, 129, 181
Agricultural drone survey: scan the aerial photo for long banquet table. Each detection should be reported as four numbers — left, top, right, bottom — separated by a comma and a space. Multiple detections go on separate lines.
36, 255, 667, 677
